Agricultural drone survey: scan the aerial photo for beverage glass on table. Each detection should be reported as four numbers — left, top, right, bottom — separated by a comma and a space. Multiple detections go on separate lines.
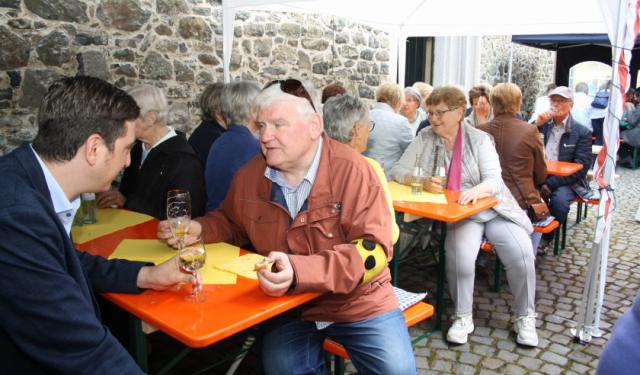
179, 237, 207, 302
167, 189, 191, 251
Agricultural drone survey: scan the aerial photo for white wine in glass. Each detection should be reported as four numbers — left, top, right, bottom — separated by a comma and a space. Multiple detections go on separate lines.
179, 239, 206, 302
167, 189, 191, 250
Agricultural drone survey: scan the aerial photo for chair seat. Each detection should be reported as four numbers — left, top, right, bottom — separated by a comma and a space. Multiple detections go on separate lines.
533, 219, 560, 234
322, 301, 434, 360
575, 197, 600, 205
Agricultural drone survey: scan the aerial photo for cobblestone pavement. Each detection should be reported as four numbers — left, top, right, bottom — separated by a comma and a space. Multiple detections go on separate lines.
346, 167, 640, 375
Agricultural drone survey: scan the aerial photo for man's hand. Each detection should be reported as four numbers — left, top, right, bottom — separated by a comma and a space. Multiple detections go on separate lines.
137, 256, 193, 290
540, 184, 552, 200
96, 188, 125, 208
534, 109, 555, 127
157, 220, 203, 248
256, 251, 294, 297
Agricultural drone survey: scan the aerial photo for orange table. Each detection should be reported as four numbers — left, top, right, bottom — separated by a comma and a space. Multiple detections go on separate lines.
390, 188, 498, 331
76, 218, 319, 371
546, 160, 583, 176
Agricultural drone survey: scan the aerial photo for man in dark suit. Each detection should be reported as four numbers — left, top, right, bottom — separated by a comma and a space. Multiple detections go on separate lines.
534, 86, 592, 248
0, 76, 192, 374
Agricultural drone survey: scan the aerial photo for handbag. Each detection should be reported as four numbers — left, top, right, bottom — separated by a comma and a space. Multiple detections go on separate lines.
527, 200, 551, 223
591, 90, 609, 109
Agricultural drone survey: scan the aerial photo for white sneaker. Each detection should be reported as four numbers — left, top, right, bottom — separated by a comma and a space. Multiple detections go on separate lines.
447, 315, 474, 344
514, 314, 539, 347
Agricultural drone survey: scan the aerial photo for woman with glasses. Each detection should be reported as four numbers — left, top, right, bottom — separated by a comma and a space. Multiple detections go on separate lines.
390, 86, 538, 347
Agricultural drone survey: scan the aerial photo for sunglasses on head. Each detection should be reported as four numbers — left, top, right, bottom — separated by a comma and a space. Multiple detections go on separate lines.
264, 79, 317, 112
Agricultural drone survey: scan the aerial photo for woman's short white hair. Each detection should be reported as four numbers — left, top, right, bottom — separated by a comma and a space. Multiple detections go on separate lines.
221, 80, 261, 125
127, 84, 169, 123
253, 80, 319, 118
323, 94, 368, 143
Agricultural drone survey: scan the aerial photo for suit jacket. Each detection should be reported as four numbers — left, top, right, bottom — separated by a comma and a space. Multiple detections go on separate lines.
0, 144, 146, 374
120, 131, 206, 219
477, 114, 547, 209
540, 115, 592, 190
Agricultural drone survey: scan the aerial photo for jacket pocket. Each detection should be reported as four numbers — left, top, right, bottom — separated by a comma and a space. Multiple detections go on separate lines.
242, 200, 283, 250
307, 202, 344, 246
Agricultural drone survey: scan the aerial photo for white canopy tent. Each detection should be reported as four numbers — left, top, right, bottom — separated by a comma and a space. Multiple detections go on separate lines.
221, 0, 608, 85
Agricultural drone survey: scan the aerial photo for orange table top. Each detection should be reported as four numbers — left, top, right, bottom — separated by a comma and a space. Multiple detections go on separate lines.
545, 160, 583, 176
392, 190, 498, 222
76, 218, 319, 348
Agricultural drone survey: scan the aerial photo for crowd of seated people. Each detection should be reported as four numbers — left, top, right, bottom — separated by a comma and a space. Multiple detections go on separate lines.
6, 71, 614, 373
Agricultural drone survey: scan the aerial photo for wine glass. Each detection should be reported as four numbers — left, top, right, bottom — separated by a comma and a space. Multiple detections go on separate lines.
179, 238, 207, 302
167, 189, 191, 251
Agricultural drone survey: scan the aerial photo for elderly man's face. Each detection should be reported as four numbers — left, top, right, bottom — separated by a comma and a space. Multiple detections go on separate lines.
549, 95, 573, 119
257, 100, 322, 172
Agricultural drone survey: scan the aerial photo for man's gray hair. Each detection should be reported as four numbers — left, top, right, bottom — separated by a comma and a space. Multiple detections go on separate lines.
128, 84, 169, 123
221, 80, 261, 125
323, 94, 369, 143
253, 80, 319, 118
575, 82, 589, 94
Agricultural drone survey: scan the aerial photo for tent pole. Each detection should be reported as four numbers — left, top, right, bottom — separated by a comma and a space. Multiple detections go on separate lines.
507, 42, 513, 83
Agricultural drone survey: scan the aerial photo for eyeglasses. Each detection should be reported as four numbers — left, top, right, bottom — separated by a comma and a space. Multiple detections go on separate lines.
368, 120, 376, 132
427, 107, 458, 119
264, 79, 317, 112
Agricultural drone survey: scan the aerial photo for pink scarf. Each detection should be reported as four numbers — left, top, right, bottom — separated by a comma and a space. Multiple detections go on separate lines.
446, 127, 463, 191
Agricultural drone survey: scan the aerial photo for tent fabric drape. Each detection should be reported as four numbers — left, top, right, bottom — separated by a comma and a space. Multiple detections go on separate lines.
573, 0, 640, 343
222, 0, 609, 83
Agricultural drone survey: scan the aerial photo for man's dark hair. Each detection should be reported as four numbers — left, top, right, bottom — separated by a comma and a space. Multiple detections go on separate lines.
32, 76, 140, 162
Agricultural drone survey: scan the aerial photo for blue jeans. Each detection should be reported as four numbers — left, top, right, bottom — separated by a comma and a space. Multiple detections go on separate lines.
262, 308, 416, 375
545, 185, 577, 241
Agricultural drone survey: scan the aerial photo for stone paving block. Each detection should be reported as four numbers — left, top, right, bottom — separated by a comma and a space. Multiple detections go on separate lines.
429, 359, 452, 373
478, 370, 501, 375
549, 343, 571, 356
496, 339, 516, 351
473, 343, 497, 356
480, 357, 505, 370
541, 351, 569, 366
517, 356, 543, 371
470, 335, 495, 345
459, 352, 481, 366
415, 356, 429, 369
434, 348, 456, 361
540, 363, 563, 374
503, 363, 527, 375
571, 362, 591, 373
497, 349, 519, 362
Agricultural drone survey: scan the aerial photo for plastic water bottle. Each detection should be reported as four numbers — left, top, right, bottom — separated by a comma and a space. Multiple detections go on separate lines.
82, 193, 97, 224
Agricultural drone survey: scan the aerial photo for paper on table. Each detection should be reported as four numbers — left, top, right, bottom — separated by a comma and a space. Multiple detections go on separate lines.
108, 239, 239, 284
388, 182, 448, 204
71, 208, 153, 244
214, 253, 267, 280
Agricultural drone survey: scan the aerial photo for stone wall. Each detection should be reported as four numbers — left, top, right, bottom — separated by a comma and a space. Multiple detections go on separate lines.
479, 35, 556, 116
0, 0, 391, 155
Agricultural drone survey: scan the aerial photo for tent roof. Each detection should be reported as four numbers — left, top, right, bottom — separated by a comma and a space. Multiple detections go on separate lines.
512, 33, 640, 51
227, 0, 607, 36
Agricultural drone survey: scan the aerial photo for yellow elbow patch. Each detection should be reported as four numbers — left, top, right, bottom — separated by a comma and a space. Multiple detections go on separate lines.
351, 239, 387, 285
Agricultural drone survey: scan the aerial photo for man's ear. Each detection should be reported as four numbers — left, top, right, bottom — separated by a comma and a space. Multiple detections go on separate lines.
84, 134, 103, 166
309, 112, 324, 139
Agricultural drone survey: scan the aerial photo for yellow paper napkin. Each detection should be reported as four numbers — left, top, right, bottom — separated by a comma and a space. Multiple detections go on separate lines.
108, 239, 239, 284
214, 253, 267, 280
71, 209, 153, 244
388, 182, 448, 204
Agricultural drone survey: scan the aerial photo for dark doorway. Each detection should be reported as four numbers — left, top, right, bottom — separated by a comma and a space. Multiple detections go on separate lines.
405, 37, 434, 86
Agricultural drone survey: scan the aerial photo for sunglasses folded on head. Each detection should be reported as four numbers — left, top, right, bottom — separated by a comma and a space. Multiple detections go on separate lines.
264, 79, 316, 112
